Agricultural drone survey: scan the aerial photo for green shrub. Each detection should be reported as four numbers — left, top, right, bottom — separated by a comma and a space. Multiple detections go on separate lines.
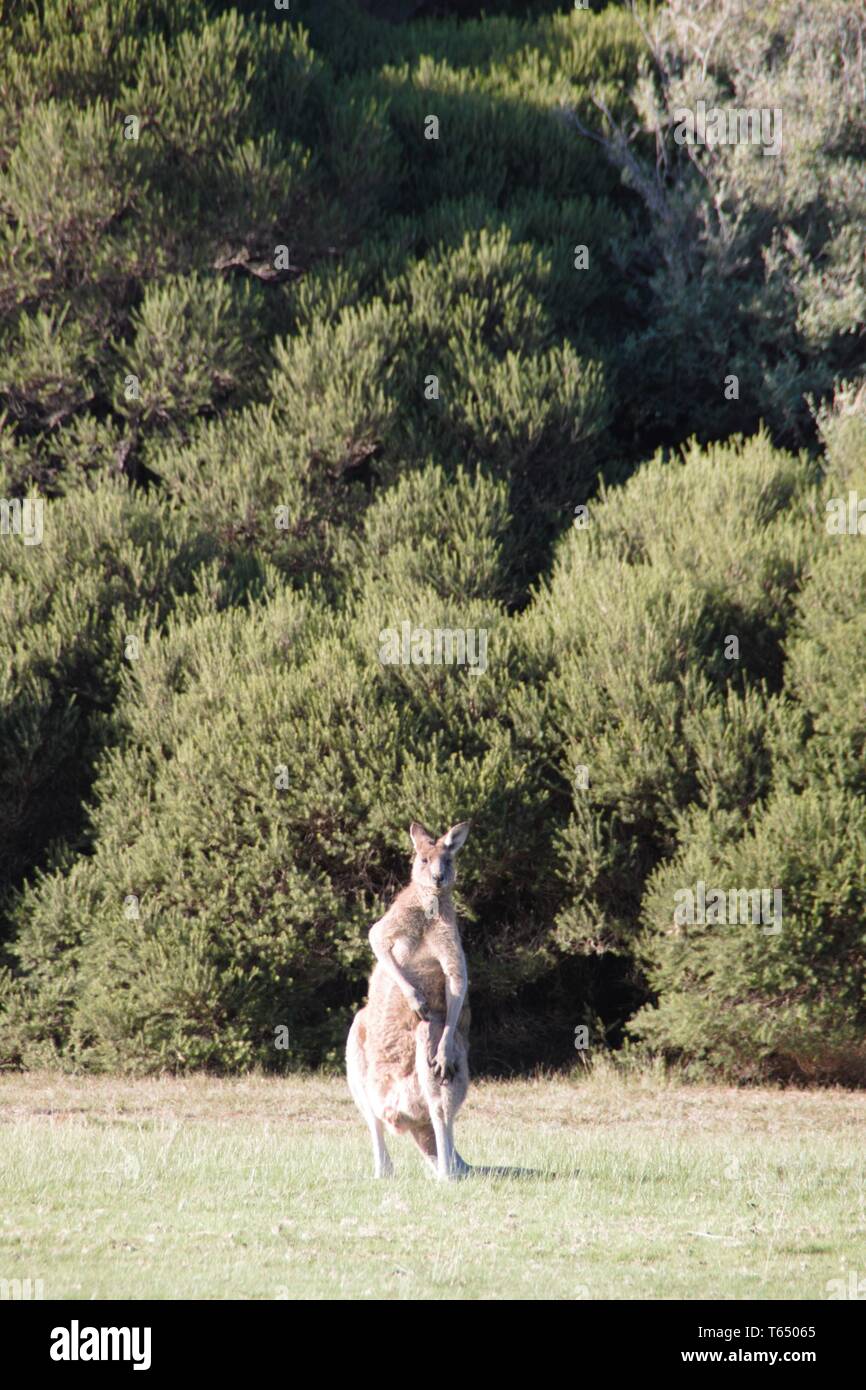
630, 413, 866, 1081
1, 569, 558, 1071
564, 0, 866, 446
112, 273, 262, 433
0, 476, 229, 928
2, 0, 863, 1082
634, 783, 866, 1084
516, 432, 817, 956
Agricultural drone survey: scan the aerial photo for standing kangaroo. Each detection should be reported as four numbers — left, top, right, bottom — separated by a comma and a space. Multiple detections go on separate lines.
346, 820, 471, 1180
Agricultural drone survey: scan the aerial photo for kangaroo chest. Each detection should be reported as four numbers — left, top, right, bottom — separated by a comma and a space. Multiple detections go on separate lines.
391, 916, 464, 1006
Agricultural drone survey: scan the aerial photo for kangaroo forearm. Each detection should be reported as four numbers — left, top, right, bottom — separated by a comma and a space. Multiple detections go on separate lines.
444, 973, 467, 1030
372, 942, 417, 998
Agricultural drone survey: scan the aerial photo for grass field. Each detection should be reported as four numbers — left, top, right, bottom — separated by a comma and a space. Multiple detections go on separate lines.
1, 1067, 863, 1301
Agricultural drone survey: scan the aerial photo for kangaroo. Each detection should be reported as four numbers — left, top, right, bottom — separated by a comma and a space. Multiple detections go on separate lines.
346, 820, 471, 1180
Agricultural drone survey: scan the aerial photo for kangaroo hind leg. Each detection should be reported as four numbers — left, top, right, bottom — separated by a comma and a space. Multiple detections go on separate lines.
347, 1011, 393, 1178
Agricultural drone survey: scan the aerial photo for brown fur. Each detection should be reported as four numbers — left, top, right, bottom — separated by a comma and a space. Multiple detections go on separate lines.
346, 821, 471, 1178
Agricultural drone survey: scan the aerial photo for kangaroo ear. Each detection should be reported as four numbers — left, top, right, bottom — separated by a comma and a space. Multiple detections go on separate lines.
409, 822, 436, 851
443, 820, 470, 852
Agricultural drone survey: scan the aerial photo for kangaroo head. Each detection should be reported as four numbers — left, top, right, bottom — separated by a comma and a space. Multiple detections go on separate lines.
409, 820, 470, 892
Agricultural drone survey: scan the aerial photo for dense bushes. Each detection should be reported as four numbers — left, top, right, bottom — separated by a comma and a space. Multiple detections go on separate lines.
5, 426, 865, 1078
631, 411, 866, 1080
1, 0, 864, 1079
0, 477, 221, 916
564, 0, 866, 449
